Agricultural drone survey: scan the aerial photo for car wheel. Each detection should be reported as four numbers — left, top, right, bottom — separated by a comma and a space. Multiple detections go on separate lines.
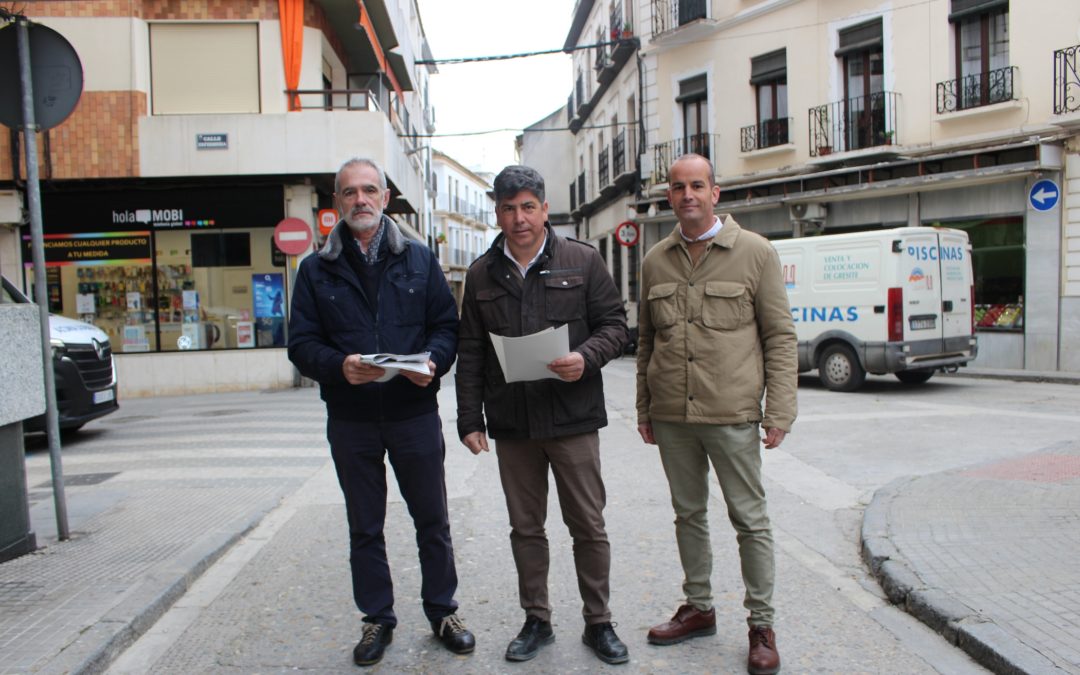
895, 369, 934, 384
817, 343, 866, 392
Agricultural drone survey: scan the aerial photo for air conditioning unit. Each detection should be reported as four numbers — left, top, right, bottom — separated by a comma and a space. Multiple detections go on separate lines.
789, 202, 826, 221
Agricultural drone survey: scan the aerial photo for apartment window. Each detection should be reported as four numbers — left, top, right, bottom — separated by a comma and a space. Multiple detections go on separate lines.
750, 49, 788, 148
150, 23, 260, 115
611, 237, 623, 296
677, 74, 708, 157
837, 20, 884, 151
952, 0, 1010, 108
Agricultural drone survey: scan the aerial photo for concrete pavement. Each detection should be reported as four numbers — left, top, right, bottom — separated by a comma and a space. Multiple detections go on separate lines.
1, 361, 1076, 673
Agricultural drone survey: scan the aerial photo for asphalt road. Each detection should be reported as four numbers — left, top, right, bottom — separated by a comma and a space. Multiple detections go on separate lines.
24, 358, 1076, 673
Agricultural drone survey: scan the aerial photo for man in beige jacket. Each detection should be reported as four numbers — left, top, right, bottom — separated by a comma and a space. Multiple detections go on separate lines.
636, 154, 797, 675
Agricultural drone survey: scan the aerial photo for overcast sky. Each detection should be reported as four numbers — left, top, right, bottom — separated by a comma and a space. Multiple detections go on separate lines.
416, 0, 576, 176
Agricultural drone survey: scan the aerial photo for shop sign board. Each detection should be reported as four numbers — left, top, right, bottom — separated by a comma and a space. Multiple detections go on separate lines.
318, 209, 338, 236
22, 231, 152, 266
273, 218, 312, 255
196, 133, 228, 149
1028, 180, 1059, 212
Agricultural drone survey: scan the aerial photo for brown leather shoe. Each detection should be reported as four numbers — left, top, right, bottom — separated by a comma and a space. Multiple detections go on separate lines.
646, 604, 716, 645
747, 625, 780, 674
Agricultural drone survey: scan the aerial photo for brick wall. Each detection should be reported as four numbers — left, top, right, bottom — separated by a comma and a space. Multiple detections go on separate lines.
0, 91, 145, 180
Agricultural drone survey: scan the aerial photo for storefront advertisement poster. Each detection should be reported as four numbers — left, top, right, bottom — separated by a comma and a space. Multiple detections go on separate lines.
253, 273, 285, 319
76, 294, 95, 315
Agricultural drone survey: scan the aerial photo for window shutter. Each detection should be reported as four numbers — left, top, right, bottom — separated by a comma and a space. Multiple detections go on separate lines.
835, 19, 882, 56
676, 74, 707, 102
949, 0, 1008, 21
750, 49, 787, 84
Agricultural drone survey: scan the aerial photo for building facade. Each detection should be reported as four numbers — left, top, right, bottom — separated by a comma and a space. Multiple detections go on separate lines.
563, 0, 643, 325
429, 150, 495, 305
516, 107, 576, 239
0, 0, 437, 395
576, 0, 1080, 374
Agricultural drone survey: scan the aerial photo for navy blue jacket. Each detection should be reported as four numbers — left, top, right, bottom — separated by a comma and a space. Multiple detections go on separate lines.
287, 216, 458, 422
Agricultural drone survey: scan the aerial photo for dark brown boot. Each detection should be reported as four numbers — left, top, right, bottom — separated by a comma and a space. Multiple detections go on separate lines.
646, 604, 716, 645
747, 625, 780, 674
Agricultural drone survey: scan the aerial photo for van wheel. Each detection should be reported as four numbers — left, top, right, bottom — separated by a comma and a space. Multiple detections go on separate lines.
895, 369, 934, 384
817, 344, 866, 392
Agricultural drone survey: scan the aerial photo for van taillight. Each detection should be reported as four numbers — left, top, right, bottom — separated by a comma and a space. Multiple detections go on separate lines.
970, 284, 975, 334
888, 287, 903, 342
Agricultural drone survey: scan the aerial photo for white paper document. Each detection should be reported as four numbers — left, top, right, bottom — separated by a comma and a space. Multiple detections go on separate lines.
361, 351, 432, 383
489, 325, 570, 383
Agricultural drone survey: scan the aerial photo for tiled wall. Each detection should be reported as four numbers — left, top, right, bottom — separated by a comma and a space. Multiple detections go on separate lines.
0, 91, 146, 180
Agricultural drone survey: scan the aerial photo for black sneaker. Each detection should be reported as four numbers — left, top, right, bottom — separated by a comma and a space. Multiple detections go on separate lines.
505, 615, 555, 662
353, 622, 393, 667
582, 621, 629, 665
431, 613, 476, 654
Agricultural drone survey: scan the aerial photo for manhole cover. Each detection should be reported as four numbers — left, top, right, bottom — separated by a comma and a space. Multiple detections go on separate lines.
193, 409, 250, 417
35, 472, 120, 488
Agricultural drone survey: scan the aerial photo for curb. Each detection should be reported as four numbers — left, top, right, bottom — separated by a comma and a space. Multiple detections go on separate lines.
61, 507, 275, 675
860, 477, 1058, 675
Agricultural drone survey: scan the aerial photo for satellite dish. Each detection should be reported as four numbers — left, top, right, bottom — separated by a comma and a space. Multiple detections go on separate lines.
0, 21, 84, 131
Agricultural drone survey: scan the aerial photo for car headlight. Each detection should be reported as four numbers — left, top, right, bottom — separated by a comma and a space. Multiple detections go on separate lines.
50, 338, 66, 360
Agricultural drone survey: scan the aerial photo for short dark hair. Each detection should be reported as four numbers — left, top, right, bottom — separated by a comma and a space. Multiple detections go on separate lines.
493, 165, 545, 204
671, 153, 716, 187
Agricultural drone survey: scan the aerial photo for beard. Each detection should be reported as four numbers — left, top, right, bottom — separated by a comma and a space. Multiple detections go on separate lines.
344, 207, 383, 235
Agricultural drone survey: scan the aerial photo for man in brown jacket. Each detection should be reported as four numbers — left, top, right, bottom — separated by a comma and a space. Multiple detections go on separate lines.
636, 154, 797, 675
456, 165, 630, 665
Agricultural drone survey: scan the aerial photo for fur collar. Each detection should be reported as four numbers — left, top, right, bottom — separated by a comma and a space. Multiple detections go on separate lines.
318, 214, 407, 261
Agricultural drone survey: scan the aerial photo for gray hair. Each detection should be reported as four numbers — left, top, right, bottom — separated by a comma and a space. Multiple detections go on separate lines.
335, 157, 387, 193
492, 165, 545, 204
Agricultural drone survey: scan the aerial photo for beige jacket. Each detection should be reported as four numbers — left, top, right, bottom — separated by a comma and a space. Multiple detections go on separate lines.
635, 216, 798, 431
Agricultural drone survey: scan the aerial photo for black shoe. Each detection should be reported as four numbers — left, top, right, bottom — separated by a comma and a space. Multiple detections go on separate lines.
582, 621, 629, 664
431, 613, 476, 655
505, 615, 555, 662
353, 622, 393, 667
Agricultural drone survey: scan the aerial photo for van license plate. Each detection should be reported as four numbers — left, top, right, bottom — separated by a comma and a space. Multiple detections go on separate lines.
909, 317, 936, 330
93, 389, 115, 404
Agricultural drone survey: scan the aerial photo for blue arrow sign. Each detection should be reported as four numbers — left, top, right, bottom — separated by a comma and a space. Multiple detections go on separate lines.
1029, 179, 1060, 212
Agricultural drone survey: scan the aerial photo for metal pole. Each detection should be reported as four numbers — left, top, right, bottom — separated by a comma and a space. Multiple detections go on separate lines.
17, 17, 69, 540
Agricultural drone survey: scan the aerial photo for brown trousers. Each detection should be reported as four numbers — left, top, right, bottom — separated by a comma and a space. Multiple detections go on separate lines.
495, 431, 611, 624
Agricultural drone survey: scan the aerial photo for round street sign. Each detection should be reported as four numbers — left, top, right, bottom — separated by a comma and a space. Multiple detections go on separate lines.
614, 220, 639, 247
0, 22, 84, 131
274, 217, 313, 255
1028, 179, 1060, 212
317, 208, 338, 236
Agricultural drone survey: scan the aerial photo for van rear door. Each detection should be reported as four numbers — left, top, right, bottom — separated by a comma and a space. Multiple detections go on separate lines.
898, 231, 944, 350
937, 229, 973, 342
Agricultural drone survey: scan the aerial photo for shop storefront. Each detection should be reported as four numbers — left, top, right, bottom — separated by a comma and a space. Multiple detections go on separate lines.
22, 185, 289, 354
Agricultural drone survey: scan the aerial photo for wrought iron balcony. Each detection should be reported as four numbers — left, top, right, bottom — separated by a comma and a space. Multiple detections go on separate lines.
808, 91, 898, 157
936, 66, 1017, 114
598, 147, 610, 188
740, 117, 792, 152
651, 0, 707, 37
1054, 45, 1080, 115
610, 5, 624, 38
650, 133, 719, 184
613, 130, 626, 176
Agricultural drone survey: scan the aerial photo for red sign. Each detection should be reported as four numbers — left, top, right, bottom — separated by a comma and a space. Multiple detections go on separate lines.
614, 221, 639, 247
317, 209, 338, 236
273, 218, 313, 255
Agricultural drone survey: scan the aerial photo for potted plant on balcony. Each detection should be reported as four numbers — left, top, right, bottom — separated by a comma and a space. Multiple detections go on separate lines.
622, 22, 633, 39
610, 26, 619, 40
435, 232, 447, 245
816, 144, 832, 156
880, 130, 895, 145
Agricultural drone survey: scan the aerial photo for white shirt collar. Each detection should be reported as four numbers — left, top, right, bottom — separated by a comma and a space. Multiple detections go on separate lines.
679, 216, 722, 243
503, 232, 548, 278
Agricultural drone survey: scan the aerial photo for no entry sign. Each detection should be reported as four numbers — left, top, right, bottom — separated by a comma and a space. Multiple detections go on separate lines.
274, 218, 313, 255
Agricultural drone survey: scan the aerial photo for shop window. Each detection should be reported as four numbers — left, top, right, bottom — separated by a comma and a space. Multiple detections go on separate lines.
939, 216, 1024, 331
155, 229, 285, 352
150, 23, 260, 115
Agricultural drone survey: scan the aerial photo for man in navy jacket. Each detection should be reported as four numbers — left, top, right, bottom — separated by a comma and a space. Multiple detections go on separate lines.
288, 157, 474, 667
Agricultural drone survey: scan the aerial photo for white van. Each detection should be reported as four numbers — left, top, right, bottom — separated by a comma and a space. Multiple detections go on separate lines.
772, 226, 977, 391
1, 275, 119, 430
